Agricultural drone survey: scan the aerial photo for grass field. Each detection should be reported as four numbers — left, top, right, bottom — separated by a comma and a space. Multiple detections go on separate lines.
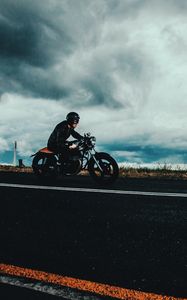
1, 164, 187, 179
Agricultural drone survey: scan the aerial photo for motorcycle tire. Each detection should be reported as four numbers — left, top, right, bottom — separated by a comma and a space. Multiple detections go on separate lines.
88, 152, 119, 185
32, 153, 57, 178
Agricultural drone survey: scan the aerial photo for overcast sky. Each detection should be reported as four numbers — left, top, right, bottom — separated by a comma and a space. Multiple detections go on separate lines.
0, 0, 187, 165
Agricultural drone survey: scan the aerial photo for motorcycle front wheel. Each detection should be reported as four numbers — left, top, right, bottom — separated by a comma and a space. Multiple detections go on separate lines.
32, 153, 57, 178
88, 152, 119, 185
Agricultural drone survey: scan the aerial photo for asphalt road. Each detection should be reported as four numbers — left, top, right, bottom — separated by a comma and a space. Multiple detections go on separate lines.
0, 172, 187, 299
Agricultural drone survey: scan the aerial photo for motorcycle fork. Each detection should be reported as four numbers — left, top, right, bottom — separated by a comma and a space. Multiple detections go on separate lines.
89, 151, 103, 172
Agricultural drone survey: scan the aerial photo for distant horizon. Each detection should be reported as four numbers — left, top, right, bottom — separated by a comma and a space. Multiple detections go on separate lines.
1, 151, 187, 171
1, 138, 187, 168
1, 162, 187, 171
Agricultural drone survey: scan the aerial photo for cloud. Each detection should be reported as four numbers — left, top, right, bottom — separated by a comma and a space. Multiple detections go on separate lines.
0, 93, 69, 157
0, 0, 153, 107
0, 0, 73, 99
0, 137, 9, 152
0, 0, 187, 164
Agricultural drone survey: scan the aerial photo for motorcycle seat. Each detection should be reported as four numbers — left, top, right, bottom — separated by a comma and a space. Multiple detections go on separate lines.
39, 147, 54, 154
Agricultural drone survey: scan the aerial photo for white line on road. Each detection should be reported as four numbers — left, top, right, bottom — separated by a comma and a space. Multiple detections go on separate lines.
0, 182, 187, 198
0, 275, 101, 300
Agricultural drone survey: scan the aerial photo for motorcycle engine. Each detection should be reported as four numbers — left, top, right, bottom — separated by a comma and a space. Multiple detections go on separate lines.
64, 159, 81, 175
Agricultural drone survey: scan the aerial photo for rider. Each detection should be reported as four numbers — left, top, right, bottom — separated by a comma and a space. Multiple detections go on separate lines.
47, 112, 83, 161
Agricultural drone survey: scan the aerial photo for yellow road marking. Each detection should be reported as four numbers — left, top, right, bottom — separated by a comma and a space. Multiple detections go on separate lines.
0, 263, 186, 300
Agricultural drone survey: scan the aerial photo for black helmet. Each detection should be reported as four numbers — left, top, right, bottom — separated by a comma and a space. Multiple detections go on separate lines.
66, 112, 80, 124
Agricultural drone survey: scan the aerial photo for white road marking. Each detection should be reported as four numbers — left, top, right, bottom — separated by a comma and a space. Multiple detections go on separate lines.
0, 182, 187, 198
0, 275, 102, 300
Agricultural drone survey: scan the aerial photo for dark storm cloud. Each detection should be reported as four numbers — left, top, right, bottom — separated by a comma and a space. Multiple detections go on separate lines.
0, 0, 73, 99
0, 0, 149, 107
0, 59, 70, 99
0, 0, 186, 104
1, 0, 187, 165
0, 0, 73, 64
82, 77, 122, 108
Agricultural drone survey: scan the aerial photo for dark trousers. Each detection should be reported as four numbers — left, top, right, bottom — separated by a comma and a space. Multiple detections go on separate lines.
48, 145, 70, 162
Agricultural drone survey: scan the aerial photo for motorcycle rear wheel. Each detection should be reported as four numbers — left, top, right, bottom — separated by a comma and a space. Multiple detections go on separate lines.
32, 153, 57, 178
88, 152, 119, 185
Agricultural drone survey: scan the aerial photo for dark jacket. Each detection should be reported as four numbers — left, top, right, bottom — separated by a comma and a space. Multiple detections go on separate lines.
47, 120, 83, 152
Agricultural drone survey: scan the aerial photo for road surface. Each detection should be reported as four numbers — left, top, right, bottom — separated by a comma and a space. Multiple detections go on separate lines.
0, 172, 187, 299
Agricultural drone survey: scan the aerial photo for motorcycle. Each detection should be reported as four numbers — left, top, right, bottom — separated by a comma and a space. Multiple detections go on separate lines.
31, 133, 119, 185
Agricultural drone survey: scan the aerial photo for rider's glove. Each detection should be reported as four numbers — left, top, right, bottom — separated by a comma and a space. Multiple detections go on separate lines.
69, 144, 77, 149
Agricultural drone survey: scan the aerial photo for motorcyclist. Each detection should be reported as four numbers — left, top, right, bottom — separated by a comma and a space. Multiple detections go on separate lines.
47, 112, 83, 161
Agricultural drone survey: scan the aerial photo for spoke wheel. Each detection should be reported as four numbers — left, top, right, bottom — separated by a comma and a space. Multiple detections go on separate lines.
88, 153, 119, 185
32, 153, 57, 178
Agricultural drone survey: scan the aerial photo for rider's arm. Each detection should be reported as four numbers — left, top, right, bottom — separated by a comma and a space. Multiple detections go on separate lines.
71, 129, 83, 140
